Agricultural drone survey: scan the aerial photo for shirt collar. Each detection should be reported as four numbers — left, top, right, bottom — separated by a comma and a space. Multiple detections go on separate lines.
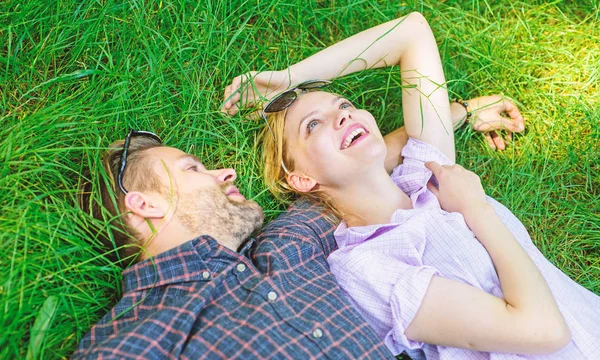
122, 235, 255, 293
334, 220, 401, 248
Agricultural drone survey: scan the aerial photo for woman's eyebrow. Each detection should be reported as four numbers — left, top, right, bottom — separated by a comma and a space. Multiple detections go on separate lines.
298, 96, 343, 133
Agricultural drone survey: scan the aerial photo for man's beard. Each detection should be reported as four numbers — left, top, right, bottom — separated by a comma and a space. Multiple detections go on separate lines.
175, 183, 264, 251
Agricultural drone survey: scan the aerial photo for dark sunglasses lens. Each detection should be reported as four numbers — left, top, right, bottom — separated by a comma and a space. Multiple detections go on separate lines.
298, 80, 330, 90
264, 91, 297, 113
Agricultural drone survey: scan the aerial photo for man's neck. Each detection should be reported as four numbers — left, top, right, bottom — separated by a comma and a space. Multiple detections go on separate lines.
139, 222, 245, 260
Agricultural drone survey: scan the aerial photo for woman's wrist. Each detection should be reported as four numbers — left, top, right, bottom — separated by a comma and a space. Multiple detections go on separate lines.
285, 66, 309, 88
450, 101, 469, 130
462, 202, 496, 229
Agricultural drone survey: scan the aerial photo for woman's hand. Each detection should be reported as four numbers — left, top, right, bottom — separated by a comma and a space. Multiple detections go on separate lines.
467, 95, 525, 151
221, 70, 291, 116
425, 161, 489, 219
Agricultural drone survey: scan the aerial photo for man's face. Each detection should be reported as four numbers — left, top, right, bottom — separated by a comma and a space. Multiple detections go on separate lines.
144, 146, 264, 250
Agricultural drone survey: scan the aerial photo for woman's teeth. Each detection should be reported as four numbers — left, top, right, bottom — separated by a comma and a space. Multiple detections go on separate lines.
342, 128, 366, 149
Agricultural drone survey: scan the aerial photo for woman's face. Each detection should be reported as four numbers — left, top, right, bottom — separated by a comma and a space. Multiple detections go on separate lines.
283, 91, 386, 190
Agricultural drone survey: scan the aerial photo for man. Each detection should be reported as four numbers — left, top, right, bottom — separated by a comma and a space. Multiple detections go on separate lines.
74, 129, 396, 359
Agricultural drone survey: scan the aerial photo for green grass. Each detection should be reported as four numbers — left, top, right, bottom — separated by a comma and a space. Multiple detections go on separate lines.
1, 0, 598, 358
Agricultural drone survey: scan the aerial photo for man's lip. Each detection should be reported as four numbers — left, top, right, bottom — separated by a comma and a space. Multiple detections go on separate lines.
340, 123, 369, 150
226, 186, 245, 199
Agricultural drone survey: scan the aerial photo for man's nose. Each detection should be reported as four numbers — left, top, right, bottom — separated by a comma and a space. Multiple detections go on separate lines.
211, 168, 237, 183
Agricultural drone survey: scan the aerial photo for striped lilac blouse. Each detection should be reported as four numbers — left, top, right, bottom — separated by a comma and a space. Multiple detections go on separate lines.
328, 138, 600, 359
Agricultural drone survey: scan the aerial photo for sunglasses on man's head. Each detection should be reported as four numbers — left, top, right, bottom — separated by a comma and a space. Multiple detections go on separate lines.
117, 129, 162, 195
260, 80, 331, 145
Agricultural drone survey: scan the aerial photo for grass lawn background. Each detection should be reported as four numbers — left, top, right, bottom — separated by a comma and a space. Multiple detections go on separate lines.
1, 0, 598, 358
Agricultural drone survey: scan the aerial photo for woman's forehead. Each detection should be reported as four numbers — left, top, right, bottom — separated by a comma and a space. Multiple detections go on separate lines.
287, 91, 342, 120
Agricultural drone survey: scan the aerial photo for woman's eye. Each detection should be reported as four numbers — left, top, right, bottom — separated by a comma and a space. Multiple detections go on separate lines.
340, 101, 353, 109
307, 120, 319, 133
188, 165, 198, 171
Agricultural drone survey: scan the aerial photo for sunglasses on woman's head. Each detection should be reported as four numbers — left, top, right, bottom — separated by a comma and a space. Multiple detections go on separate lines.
261, 80, 331, 145
117, 129, 162, 195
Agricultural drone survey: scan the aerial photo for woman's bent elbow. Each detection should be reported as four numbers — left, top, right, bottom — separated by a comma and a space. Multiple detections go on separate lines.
542, 323, 571, 353
531, 321, 571, 354
404, 12, 429, 28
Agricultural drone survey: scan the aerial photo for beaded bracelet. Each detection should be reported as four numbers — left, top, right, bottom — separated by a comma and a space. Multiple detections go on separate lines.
453, 98, 472, 120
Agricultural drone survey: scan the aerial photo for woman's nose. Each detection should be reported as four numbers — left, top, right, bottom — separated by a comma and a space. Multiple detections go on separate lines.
334, 109, 350, 129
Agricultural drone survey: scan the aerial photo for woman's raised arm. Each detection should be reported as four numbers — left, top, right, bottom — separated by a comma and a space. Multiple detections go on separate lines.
222, 12, 525, 160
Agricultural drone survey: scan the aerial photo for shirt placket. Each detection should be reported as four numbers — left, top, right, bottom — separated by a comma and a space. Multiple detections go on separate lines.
233, 259, 334, 359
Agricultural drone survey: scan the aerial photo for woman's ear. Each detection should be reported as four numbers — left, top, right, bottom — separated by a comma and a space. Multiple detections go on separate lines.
124, 191, 167, 219
287, 172, 318, 193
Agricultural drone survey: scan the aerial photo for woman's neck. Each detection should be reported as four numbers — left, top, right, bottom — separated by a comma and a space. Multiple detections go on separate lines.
328, 167, 412, 227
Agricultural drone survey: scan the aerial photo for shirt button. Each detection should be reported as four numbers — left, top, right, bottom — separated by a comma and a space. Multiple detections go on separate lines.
201, 271, 210, 279
267, 291, 278, 302
236, 263, 246, 272
312, 328, 323, 338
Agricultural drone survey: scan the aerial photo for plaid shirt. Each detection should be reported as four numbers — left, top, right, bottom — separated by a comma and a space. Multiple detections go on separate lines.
73, 199, 394, 359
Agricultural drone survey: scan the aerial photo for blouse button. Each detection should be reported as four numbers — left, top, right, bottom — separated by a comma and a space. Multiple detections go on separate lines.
236, 263, 246, 272
312, 328, 323, 338
201, 271, 210, 279
267, 291, 278, 302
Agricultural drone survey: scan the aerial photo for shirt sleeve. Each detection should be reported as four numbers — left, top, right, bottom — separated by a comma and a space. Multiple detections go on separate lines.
391, 138, 454, 207
328, 248, 439, 354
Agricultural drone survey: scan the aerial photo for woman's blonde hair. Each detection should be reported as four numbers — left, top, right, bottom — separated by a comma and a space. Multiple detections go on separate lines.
259, 108, 342, 221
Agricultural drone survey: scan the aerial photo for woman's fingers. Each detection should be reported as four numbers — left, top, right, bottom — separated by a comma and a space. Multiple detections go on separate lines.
473, 114, 522, 132
468, 95, 523, 151
484, 132, 497, 150
427, 181, 440, 198
221, 75, 247, 114
222, 84, 233, 111
503, 99, 525, 131
490, 131, 506, 151
424, 161, 443, 176
229, 91, 242, 110
226, 103, 238, 116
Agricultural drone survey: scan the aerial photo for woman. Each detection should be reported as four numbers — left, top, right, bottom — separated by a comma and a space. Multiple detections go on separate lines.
223, 12, 600, 359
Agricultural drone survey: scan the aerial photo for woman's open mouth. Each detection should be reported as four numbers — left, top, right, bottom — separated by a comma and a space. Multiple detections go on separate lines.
340, 124, 369, 150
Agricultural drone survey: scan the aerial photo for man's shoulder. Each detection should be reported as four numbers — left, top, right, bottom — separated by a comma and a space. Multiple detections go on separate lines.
254, 198, 338, 257
72, 292, 140, 358
261, 199, 336, 236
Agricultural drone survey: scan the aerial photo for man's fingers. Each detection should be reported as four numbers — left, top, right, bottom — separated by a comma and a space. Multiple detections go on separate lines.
425, 161, 443, 176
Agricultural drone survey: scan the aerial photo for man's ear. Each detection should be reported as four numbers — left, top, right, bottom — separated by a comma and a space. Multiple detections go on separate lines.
123, 191, 167, 219
287, 172, 318, 193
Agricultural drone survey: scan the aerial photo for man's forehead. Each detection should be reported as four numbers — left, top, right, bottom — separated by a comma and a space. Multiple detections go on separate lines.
146, 146, 204, 166
177, 153, 204, 165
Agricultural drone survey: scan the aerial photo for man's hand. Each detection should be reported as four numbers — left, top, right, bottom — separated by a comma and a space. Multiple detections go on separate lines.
221, 71, 291, 117
466, 95, 525, 151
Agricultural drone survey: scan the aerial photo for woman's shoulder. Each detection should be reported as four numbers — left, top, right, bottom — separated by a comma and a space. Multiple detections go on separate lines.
399, 138, 454, 168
